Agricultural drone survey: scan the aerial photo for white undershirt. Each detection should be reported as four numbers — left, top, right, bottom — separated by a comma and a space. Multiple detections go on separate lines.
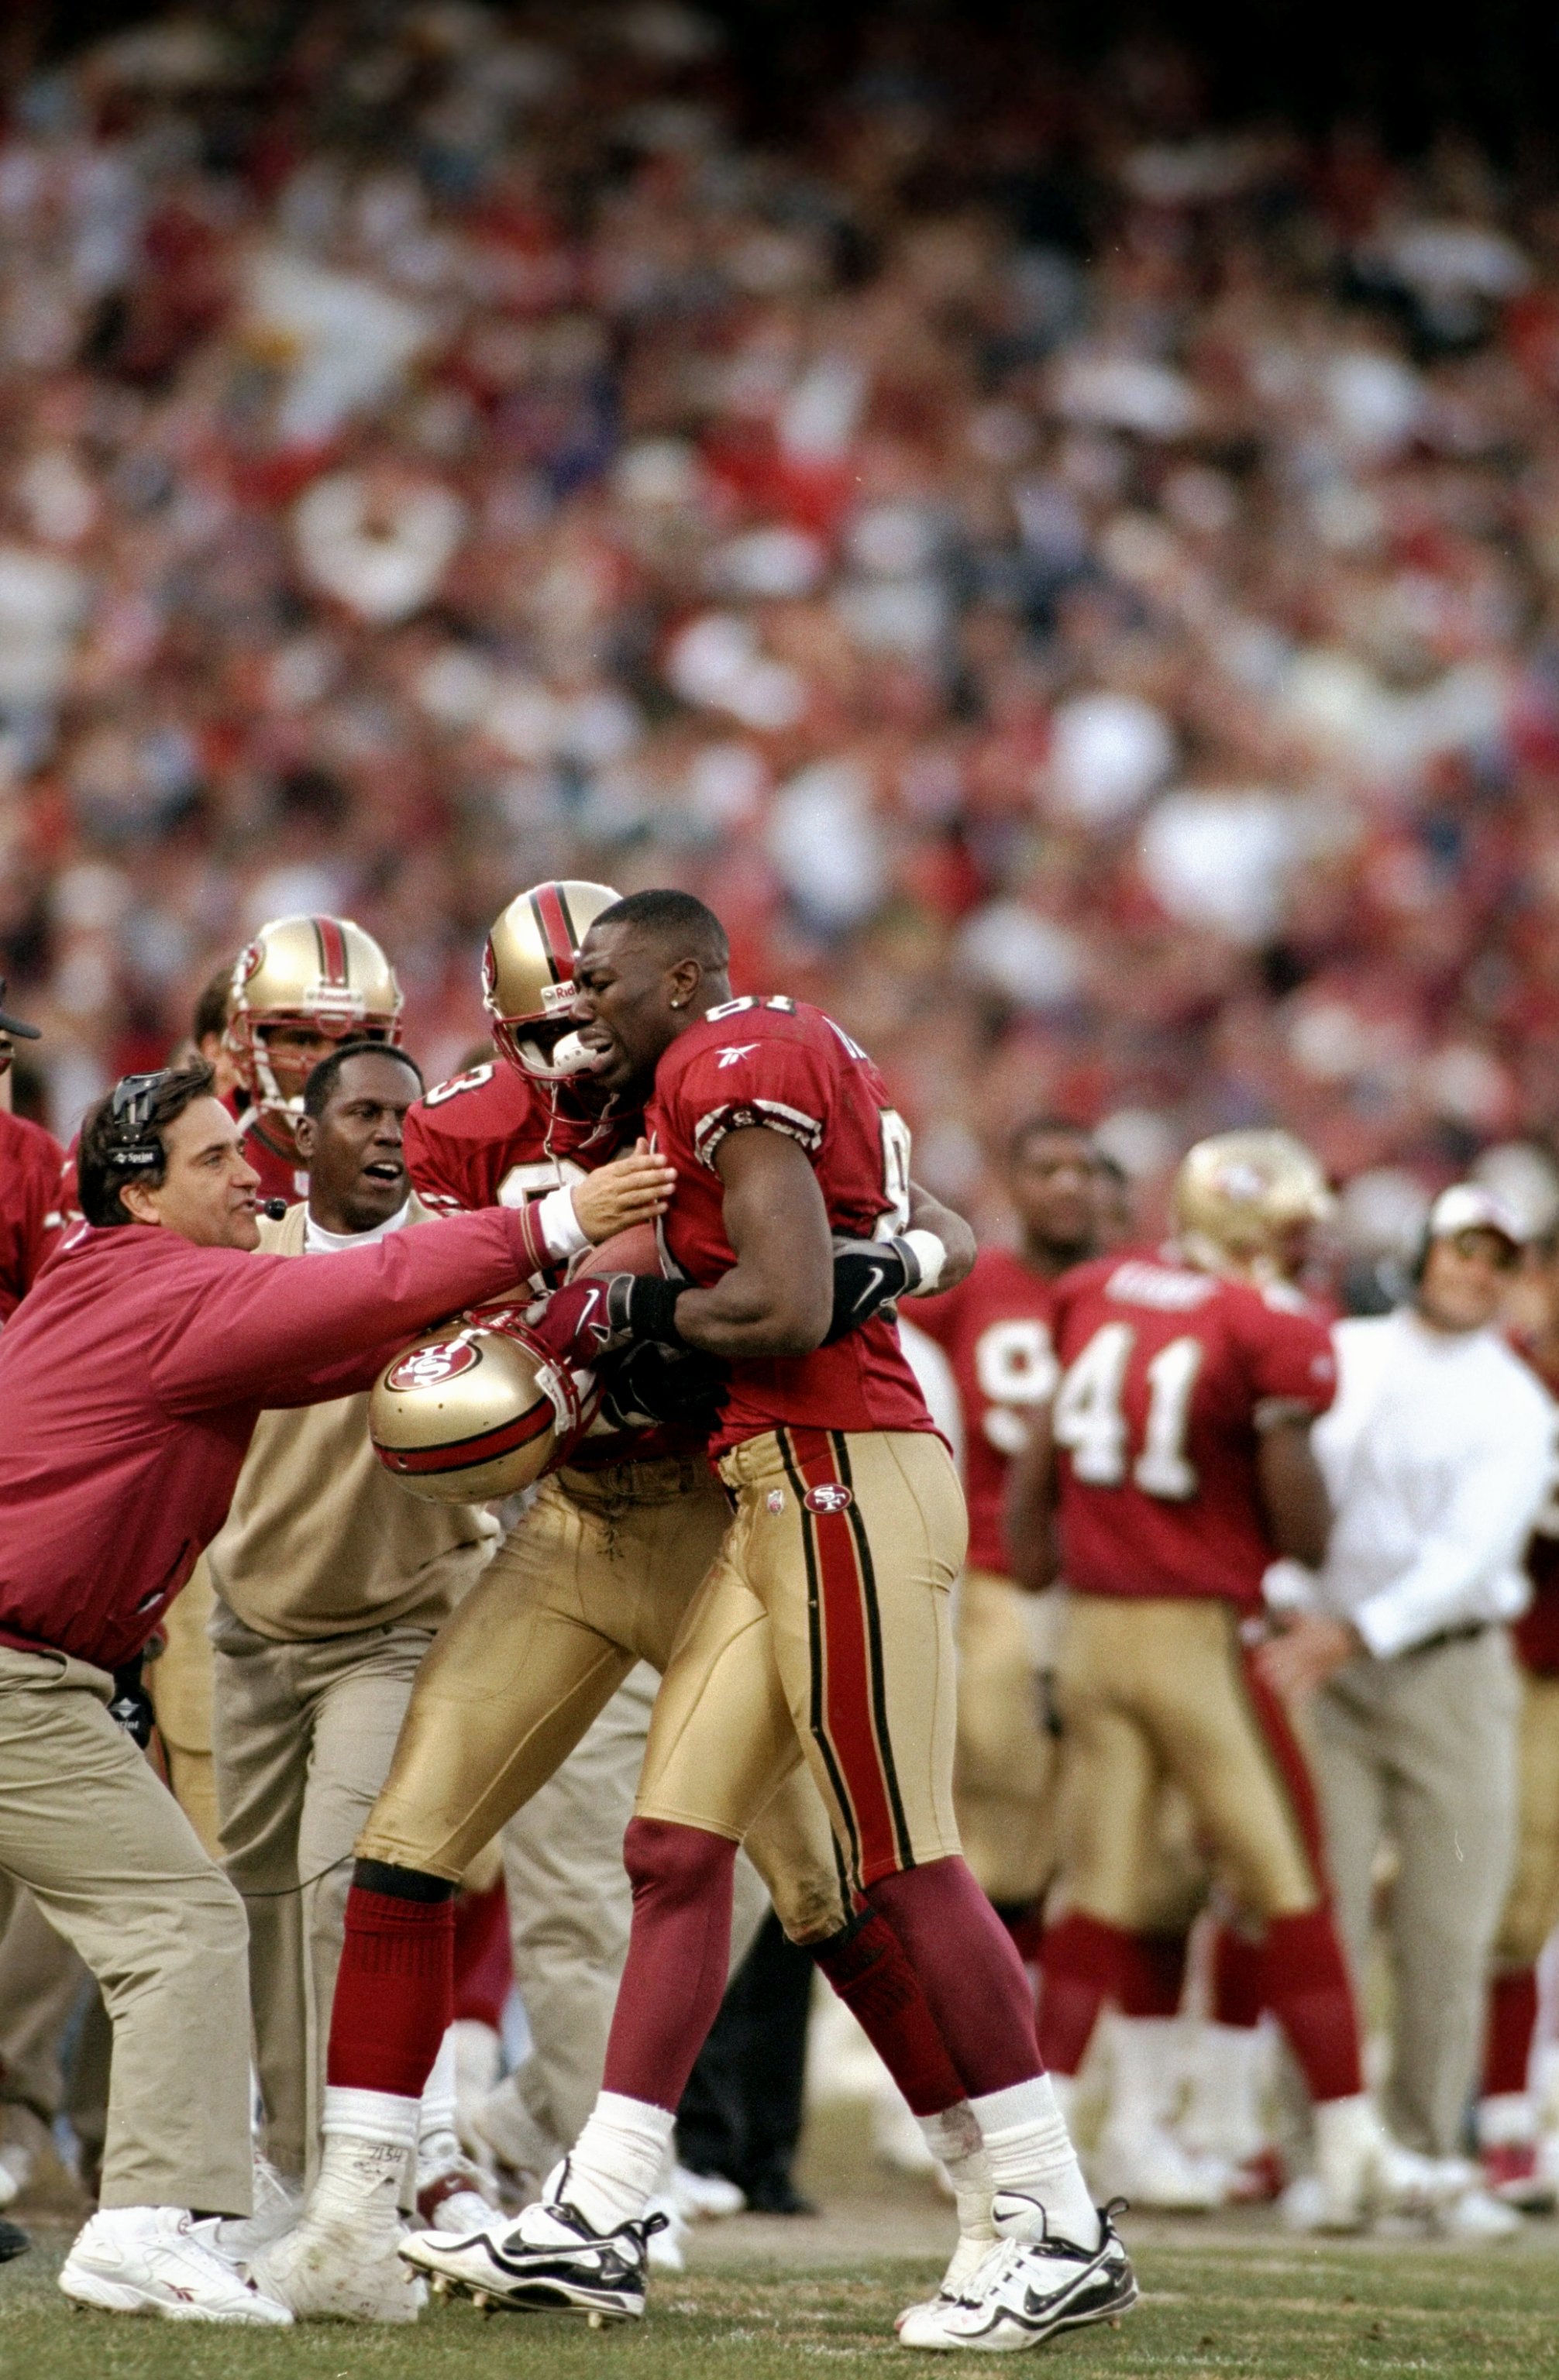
303, 1199, 413, 1255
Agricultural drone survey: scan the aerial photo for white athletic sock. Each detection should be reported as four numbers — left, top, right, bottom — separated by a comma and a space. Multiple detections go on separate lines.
971, 2075, 1100, 2249
322, 2084, 421, 2151
556, 2092, 676, 2233
418, 2028, 459, 2170
919, 2102, 996, 2244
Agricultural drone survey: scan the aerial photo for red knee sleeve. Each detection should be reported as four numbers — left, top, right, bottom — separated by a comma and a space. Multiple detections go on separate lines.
1037, 1912, 1131, 2076
1484, 1969, 1540, 2100
813, 1911, 967, 2117
327, 1886, 454, 2098
1258, 1908, 1363, 2103
453, 1881, 512, 2033
867, 1859, 1042, 2096
601, 1821, 736, 2110
1211, 1924, 1266, 2031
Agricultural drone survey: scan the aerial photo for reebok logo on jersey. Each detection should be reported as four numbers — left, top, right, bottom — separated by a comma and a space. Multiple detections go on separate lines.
715, 1043, 759, 1068
804, 1483, 854, 1515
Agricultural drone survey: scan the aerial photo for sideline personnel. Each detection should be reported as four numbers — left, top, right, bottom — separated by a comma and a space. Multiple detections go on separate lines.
0, 1061, 669, 2323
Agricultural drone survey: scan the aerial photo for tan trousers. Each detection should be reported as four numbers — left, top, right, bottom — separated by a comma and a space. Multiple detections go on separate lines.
146, 1556, 222, 1860
1051, 1594, 1322, 1931
954, 1570, 1058, 1906
497, 1661, 771, 2176
1309, 1628, 1520, 2156
1492, 1670, 1559, 1968
0, 1875, 87, 2120
209, 1604, 439, 2185
638, 1429, 966, 1892
0, 1646, 252, 2213
362, 1460, 846, 1944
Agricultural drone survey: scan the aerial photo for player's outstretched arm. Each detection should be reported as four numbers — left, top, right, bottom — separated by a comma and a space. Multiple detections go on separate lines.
907, 1180, 976, 1291
570, 1141, 676, 1243
673, 1126, 833, 1358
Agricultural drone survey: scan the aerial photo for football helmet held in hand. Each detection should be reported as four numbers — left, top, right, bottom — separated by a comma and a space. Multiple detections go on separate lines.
370, 1309, 593, 1501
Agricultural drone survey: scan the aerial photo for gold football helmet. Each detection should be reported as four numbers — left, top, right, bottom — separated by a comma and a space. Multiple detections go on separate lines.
1172, 1130, 1334, 1281
226, 915, 403, 1114
371, 1308, 594, 1502
484, 879, 620, 1079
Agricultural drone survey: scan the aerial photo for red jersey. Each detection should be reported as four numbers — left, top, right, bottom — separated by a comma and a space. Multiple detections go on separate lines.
0, 1109, 65, 1323
649, 998, 934, 1457
915, 1247, 1058, 1573
0, 1202, 551, 1672
1513, 1335, 1559, 1673
1050, 1248, 1337, 1610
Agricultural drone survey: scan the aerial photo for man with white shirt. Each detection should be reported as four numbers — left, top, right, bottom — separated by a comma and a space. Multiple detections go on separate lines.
1258, 1185, 1555, 2199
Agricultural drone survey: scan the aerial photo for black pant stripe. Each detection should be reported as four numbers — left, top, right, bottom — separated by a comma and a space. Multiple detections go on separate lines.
831, 1432, 915, 1873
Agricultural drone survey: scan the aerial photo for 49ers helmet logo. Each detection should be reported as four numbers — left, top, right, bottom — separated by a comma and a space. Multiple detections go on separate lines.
804, 1483, 854, 1515
386, 1340, 481, 1393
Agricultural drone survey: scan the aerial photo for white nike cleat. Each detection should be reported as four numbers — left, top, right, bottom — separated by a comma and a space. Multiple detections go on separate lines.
895, 2230, 1000, 2337
897, 2195, 1137, 2353
58, 2206, 293, 2324
399, 2173, 666, 2323
1092, 2116, 1230, 2212
250, 2138, 425, 2323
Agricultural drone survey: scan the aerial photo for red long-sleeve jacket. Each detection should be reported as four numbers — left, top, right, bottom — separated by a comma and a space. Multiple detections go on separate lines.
0, 1204, 545, 1670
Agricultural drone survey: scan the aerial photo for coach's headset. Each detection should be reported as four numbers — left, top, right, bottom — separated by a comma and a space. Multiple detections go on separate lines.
104, 1068, 287, 1217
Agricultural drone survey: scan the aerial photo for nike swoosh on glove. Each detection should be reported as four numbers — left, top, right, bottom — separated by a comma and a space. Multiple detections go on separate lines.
528, 1273, 685, 1367
824, 1236, 924, 1344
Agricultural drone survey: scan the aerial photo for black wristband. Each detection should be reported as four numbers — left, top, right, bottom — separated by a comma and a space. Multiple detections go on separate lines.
625, 1274, 686, 1346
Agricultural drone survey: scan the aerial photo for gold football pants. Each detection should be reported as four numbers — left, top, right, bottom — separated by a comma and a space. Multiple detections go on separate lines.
1490, 1669, 1559, 1969
954, 1569, 1059, 1907
636, 1428, 968, 1893
1051, 1594, 1323, 1931
358, 1458, 846, 1942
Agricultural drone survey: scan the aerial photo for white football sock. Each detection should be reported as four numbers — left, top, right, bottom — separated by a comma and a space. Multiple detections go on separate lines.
972, 2075, 1100, 2249
322, 2084, 420, 2151
556, 2092, 676, 2233
919, 2102, 996, 2244
418, 2028, 459, 2168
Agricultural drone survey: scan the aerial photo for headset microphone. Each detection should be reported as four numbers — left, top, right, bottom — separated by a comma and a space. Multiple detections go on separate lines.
261, 1197, 288, 1221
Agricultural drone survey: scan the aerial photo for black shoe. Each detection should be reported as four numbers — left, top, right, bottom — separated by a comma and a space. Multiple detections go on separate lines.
0, 2219, 29, 2263
740, 2174, 817, 2217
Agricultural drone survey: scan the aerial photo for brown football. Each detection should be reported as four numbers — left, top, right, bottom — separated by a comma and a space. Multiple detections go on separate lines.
574, 1221, 663, 1278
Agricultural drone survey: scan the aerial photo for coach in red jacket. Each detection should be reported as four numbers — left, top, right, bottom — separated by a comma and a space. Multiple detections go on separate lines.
0, 1060, 669, 2323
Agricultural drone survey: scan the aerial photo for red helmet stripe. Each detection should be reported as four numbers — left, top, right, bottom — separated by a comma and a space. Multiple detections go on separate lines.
380, 1397, 554, 1474
313, 917, 349, 985
528, 883, 576, 982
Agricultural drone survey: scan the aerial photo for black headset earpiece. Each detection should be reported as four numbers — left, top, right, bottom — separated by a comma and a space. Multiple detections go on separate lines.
105, 1071, 170, 1174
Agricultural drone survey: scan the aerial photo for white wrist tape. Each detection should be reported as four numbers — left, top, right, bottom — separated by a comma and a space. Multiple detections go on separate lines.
539, 1183, 590, 1264
902, 1228, 948, 1294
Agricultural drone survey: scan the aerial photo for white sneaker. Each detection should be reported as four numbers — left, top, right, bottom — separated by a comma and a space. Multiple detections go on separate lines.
0, 2106, 48, 2210
671, 2162, 745, 2220
897, 2195, 1137, 2353
416, 2147, 499, 2236
1433, 2185, 1523, 2242
1092, 2117, 1229, 2212
206, 2155, 302, 2255
1287, 2097, 1472, 2233
645, 2193, 687, 2273
58, 2206, 293, 2324
250, 2138, 425, 2323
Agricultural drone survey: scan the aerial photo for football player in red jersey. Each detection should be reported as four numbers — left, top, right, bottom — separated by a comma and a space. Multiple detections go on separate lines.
1478, 1233, 1559, 2203
426, 889, 1137, 2356
0, 978, 64, 1324
263, 885, 991, 2325
1025, 1131, 1457, 2230
913, 1122, 1103, 1935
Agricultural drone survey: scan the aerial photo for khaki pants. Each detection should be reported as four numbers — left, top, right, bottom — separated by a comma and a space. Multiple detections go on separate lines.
146, 1557, 221, 1860
0, 1875, 87, 2120
954, 1570, 1058, 1906
497, 1662, 771, 2175
0, 1646, 252, 2213
638, 1429, 966, 1892
1492, 1669, 1559, 1968
1051, 1594, 1323, 1931
362, 1460, 845, 1943
1309, 1628, 1520, 2156
210, 1604, 439, 2186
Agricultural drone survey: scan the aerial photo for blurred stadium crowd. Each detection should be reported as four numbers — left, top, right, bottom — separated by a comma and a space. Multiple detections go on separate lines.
6, 2, 1559, 1251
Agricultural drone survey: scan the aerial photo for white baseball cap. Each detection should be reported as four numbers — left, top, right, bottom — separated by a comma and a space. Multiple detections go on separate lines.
1425, 1183, 1528, 1249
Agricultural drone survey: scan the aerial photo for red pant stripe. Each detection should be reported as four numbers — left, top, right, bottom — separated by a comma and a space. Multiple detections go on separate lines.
1236, 1635, 1332, 1894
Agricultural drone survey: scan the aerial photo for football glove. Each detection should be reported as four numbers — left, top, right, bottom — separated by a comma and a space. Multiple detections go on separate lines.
598, 1340, 729, 1434
528, 1272, 686, 1368
825, 1235, 925, 1344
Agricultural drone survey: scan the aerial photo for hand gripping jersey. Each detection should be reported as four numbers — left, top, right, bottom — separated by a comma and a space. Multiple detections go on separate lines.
915, 1247, 1058, 1575
649, 998, 935, 1457
1513, 1334, 1559, 1674
1049, 1248, 1337, 1609
0, 1108, 66, 1322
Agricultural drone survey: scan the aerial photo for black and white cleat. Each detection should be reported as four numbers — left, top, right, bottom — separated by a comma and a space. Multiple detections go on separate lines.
399, 2182, 666, 2325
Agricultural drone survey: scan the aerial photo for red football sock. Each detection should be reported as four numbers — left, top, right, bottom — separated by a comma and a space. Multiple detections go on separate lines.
1038, 1912, 1131, 2076
867, 1856, 1042, 2096
1118, 1931, 1187, 2019
327, 1886, 454, 2098
1484, 1968, 1540, 2100
1258, 1908, 1363, 2103
453, 1880, 512, 2031
1211, 1923, 1266, 2029
812, 1909, 967, 2115
600, 1819, 735, 2112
